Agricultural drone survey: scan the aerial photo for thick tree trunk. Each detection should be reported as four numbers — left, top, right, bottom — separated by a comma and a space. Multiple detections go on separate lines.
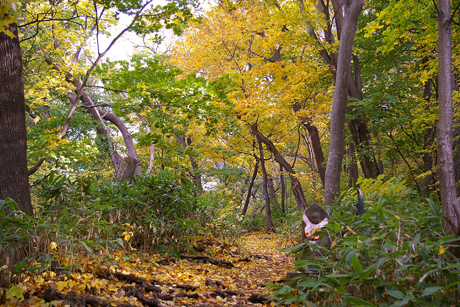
117, 157, 138, 183
308, 0, 379, 180
250, 124, 307, 210
324, 0, 364, 207
0, 10, 33, 216
257, 138, 275, 231
436, 0, 460, 236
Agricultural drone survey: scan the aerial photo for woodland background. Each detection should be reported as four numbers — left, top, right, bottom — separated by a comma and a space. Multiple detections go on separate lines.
1, 0, 460, 306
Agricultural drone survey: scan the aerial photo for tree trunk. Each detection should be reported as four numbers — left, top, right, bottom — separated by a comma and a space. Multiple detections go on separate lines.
347, 114, 380, 179
346, 56, 380, 179
250, 124, 307, 210
324, 0, 364, 207
279, 163, 286, 214
268, 175, 277, 206
436, 0, 460, 236
97, 109, 140, 171
0, 8, 33, 216
175, 135, 203, 192
422, 78, 435, 195
348, 143, 358, 188
302, 130, 318, 194
117, 157, 138, 183
66, 89, 123, 175
292, 102, 326, 185
241, 160, 259, 218
257, 137, 275, 231
308, 0, 379, 180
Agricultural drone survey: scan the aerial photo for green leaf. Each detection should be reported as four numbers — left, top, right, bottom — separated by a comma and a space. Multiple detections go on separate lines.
391, 298, 410, 307
352, 254, 362, 275
79, 241, 94, 255
387, 290, 405, 300
420, 286, 442, 297
359, 265, 375, 280
345, 296, 376, 306
6, 286, 24, 300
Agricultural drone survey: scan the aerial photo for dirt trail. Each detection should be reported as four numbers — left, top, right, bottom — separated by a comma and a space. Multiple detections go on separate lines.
1, 232, 296, 307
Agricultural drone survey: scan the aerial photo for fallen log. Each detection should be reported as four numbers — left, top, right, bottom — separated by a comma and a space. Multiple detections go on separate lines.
204, 278, 226, 289
43, 288, 137, 307
180, 255, 234, 268
248, 293, 269, 303
133, 288, 163, 307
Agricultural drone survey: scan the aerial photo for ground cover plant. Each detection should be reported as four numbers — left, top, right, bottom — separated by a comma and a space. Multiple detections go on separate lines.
269, 179, 460, 306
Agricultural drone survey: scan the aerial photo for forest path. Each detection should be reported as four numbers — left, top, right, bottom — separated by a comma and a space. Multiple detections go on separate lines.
2, 231, 296, 307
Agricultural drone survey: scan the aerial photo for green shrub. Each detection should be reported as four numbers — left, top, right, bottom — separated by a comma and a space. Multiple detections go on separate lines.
269, 178, 460, 306
1, 170, 215, 284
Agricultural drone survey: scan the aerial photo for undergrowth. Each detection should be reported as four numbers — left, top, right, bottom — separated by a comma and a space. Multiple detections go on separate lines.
0, 170, 239, 289
269, 176, 460, 306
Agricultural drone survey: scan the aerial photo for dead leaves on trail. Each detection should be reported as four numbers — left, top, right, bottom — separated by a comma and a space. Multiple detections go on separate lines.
1, 232, 295, 307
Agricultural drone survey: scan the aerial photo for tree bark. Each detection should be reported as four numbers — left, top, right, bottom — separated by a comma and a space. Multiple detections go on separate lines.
241, 160, 259, 218
292, 102, 326, 184
0, 7, 33, 215
324, 0, 365, 207
257, 137, 275, 231
421, 77, 435, 195
117, 157, 138, 183
348, 143, 358, 188
97, 109, 140, 172
302, 130, 318, 194
268, 175, 277, 206
308, 0, 379, 180
43, 54, 138, 177
279, 163, 286, 214
436, 0, 460, 235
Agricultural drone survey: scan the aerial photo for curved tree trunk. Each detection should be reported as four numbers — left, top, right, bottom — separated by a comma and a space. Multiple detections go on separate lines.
250, 124, 308, 210
0, 8, 33, 216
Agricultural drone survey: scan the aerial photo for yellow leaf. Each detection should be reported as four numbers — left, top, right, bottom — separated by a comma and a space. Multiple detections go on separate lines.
49, 242, 57, 251
439, 245, 445, 255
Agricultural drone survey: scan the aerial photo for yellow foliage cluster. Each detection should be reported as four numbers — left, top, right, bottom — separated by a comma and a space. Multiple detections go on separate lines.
1, 232, 295, 307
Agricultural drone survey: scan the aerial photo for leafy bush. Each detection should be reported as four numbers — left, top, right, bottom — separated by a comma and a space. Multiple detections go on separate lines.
33, 170, 206, 250
269, 178, 460, 306
1, 170, 217, 286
